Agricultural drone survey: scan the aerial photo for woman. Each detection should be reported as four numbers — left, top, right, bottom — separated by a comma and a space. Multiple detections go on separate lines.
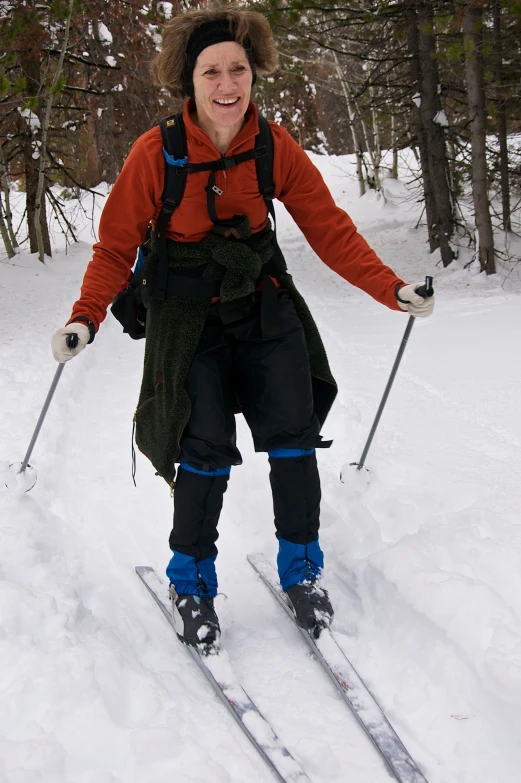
51, 6, 434, 653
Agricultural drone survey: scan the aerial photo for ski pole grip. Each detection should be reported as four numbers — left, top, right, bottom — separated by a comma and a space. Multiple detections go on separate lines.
415, 276, 434, 299
66, 333, 79, 349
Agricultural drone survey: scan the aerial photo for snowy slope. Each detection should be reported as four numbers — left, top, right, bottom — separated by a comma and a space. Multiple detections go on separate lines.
1, 155, 521, 783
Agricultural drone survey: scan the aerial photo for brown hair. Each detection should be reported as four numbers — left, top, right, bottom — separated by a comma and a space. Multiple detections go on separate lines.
151, 4, 279, 98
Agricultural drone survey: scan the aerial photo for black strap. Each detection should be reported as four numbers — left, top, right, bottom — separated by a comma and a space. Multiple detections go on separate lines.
206, 170, 220, 225
255, 116, 286, 276
201, 149, 260, 225
187, 119, 278, 234
255, 116, 275, 203
188, 149, 258, 175
164, 274, 220, 299
149, 112, 283, 301
154, 113, 188, 300
70, 316, 96, 344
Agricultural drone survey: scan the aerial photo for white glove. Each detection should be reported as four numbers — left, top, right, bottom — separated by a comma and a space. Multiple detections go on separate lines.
396, 283, 435, 318
51, 323, 91, 363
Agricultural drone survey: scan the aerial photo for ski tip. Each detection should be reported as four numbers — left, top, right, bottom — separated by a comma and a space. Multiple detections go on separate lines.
135, 565, 154, 576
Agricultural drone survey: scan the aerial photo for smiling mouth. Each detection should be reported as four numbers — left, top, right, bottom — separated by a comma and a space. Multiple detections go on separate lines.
213, 98, 240, 106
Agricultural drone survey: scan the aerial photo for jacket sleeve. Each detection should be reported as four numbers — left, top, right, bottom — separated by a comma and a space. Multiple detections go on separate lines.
271, 124, 405, 311
67, 128, 164, 331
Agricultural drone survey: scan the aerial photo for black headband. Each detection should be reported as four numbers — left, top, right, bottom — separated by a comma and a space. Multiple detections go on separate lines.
182, 19, 257, 98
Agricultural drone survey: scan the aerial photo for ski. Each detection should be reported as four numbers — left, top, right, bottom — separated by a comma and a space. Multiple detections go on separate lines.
247, 553, 429, 783
135, 566, 310, 783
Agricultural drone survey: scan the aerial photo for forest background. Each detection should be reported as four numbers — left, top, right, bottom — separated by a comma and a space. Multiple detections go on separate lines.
0, 0, 520, 278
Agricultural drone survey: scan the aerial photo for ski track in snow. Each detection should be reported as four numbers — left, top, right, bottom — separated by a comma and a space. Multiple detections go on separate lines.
1, 158, 521, 782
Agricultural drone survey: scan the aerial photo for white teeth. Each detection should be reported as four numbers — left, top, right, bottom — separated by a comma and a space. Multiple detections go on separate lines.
214, 98, 239, 105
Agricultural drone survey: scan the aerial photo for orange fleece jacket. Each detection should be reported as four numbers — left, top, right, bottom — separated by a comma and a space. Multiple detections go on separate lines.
69, 101, 405, 330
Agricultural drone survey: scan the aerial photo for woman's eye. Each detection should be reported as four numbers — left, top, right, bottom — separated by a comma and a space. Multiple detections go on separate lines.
205, 69, 217, 76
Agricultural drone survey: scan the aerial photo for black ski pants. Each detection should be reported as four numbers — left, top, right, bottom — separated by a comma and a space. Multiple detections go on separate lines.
168, 290, 322, 562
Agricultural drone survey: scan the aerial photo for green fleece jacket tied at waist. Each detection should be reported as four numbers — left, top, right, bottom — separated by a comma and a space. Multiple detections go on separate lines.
134, 218, 337, 485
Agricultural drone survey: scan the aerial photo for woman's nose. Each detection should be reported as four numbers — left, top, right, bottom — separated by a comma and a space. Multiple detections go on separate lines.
219, 70, 237, 91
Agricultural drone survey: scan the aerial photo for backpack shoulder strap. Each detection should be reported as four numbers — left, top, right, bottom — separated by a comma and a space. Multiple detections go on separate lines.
153, 112, 188, 299
159, 112, 188, 208
255, 115, 287, 274
255, 115, 275, 205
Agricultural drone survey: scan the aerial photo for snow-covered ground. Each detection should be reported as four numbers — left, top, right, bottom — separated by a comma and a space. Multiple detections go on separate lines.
1, 152, 521, 783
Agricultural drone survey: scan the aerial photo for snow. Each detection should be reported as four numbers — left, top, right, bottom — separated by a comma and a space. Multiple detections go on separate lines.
1, 148, 521, 783
98, 22, 113, 44
433, 110, 449, 127
18, 107, 41, 131
158, 2, 173, 19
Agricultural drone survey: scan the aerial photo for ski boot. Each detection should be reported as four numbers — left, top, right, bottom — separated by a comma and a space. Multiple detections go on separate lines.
285, 581, 334, 639
169, 586, 220, 654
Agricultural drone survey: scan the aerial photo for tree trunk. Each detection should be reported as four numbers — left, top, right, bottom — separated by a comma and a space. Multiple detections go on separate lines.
34, 0, 75, 263
0, 195, 15, 258
447, 132, 457, 200
0, 139, 18, 250
370, 93, 385, 195
333, 53, 366, 197
391, 113, 399, 179
463, 0, 495, 274
333, 48, 385, 199
417, 1, 454, 267
15, 3, 51, 258
406, 7, 439, 253
493, 0, 511, 232
84, 114, 102, 188
354, 93, 386, 200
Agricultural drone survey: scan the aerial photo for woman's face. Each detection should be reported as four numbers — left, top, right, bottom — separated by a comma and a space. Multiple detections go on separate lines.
192, 41, 253, 134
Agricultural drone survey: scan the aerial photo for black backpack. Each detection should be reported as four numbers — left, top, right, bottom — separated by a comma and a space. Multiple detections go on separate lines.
111, 112, 280, 340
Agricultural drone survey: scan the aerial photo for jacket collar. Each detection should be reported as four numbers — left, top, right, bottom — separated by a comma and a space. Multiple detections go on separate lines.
182, 99, 259, 155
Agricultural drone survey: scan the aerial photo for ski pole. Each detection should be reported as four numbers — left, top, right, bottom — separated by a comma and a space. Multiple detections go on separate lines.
6, 333, 79, 492
351, 276, 434, 472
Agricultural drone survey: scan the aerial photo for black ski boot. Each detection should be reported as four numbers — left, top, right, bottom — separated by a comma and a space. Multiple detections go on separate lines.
285, 581, 334, 638
169, 587, 220, 654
